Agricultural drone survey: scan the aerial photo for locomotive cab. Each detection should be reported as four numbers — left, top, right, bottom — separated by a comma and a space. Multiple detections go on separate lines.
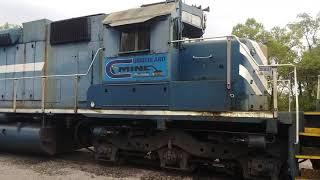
87, 0, 270, 112
87, 1, 212, 110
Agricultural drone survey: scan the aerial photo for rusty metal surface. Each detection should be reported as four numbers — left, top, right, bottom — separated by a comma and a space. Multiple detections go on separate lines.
103, 2, 176, 27
0, 108, 274, 120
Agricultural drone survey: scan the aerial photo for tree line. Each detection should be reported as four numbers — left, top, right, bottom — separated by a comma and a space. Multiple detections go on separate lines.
232, 13, 320, 111
0, 23, 20, 30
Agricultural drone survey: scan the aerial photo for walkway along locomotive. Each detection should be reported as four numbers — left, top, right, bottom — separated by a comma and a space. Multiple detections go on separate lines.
0, 1, 316, 179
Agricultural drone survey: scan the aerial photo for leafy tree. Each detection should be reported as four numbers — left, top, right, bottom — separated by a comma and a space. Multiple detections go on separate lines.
232, 19, 299, 75
232, 18, 270, 43
232, 15, 320, 111
0, 23, 20, 30
288, 13, 320, 51
298, 45, 320, 110
289, 13, 320, 110
268, 27, 298, 64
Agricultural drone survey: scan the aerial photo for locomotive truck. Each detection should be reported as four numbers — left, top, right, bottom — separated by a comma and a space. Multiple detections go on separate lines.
0, 0, 319, 179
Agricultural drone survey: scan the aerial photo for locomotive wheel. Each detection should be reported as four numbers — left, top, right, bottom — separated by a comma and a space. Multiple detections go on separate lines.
94, 143, 119, 163
240, 156, 282, 180
157, 146, 195, 172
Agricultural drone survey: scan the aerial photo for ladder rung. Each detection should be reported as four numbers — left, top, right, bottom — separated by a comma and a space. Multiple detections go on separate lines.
300, 132, 320, 137
304, 112, 320, 116
296, 155, 320, 159
305, 127, 320, 133
305, 128, 320, 134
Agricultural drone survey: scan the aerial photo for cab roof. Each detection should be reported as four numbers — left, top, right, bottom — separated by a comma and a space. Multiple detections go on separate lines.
103, 1, 176, 27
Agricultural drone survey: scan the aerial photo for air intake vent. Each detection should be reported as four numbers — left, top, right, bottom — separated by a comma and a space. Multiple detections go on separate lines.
0, 33, 12, 46
50, 17, 91, 45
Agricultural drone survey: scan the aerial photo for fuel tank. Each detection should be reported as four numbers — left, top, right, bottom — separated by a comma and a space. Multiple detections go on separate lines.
0, 123, 78, 155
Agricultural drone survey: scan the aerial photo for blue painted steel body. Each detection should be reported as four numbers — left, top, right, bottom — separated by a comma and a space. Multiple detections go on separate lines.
0, 1, 269, 112
88, 39, 269, 111
0, 15, 106, 109
0, 124, 47, 154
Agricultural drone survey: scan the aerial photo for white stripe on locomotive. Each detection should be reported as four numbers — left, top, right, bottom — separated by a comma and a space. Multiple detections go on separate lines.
0, 62, 44, 73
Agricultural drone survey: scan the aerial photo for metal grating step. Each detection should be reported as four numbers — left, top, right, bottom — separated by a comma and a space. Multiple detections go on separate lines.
305, 112, 320, 116
300, 128, 320, 138
300, 132, 320, 137
305, 128, 320, 134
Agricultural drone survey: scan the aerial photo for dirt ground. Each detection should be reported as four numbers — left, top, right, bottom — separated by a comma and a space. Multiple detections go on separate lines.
0, 149, 313, 180
0, 149, 235, 180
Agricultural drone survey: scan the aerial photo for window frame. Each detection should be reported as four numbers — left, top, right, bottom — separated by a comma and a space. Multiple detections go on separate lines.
119, 25, 150, 54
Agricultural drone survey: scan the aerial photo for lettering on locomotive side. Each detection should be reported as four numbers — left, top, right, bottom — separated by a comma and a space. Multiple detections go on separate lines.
104, 53, 168, 81
118, 66, 150, 73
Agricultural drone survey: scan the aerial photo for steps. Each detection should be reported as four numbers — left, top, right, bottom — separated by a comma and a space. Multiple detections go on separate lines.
295, 128, 320, 159
295, 113, 320, 179
299, 128, 320, 137
295, 112, 320, 179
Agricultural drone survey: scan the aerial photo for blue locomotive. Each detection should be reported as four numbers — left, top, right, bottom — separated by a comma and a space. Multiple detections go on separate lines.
0, 1, 309, 179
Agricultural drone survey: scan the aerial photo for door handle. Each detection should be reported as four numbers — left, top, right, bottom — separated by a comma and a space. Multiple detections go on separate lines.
192, 54, 213, 60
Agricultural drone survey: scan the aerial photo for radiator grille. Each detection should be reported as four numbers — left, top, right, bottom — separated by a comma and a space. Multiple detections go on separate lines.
50, 17, 91, 45
0, 33, 12, 46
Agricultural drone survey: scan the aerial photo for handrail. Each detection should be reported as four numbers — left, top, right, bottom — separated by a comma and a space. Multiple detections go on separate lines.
0, 47, 104, 81
170, 35, 261, 67
317, 75, 320, 100
0, 47, 104, 113
278, 79, 292, 112
171, 36, 301, 144
261, 64, 300, 144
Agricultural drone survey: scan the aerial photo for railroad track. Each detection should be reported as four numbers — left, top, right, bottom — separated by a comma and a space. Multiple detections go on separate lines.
0, 149, 235, 180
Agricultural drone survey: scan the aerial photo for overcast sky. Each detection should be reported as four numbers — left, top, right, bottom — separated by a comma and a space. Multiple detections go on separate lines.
0, 0, 319, 36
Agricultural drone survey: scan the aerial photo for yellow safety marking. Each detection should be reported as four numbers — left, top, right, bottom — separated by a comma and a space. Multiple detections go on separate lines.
304, 112, 320, 116
300, 132, 320, 137
296, 155, 320, 159
304, 128, 320, 134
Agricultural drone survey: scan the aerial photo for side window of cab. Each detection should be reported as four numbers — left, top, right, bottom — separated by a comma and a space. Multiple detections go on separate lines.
119, 25, 150, 54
